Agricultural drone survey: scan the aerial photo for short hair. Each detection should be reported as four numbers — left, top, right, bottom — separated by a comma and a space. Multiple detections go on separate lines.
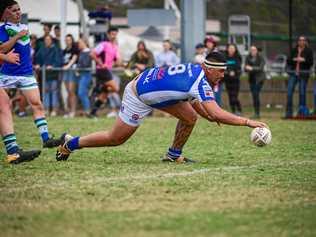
43, 23, 52, 30
54, 25, 60, 31
204, 51, 227, 70
205, 51, 226, 63
107, 26, 118, 33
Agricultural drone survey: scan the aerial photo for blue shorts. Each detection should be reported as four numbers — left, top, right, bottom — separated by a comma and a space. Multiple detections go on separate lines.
62, 70, 77, 82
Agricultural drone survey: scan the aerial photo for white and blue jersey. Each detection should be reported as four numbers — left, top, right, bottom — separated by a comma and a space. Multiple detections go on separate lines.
0, 22, 33, 76
136, 63, 214, 108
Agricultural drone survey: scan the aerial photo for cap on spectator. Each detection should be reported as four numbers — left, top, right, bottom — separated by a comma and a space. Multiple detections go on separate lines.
195, 43, 204, 49
204, 36, 217, 47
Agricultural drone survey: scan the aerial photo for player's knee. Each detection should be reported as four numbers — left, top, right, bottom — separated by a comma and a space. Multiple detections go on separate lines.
30, 100, 44, 112
0, 100, 12, 114
184, 112, 198, 125
109, 136, 127, 146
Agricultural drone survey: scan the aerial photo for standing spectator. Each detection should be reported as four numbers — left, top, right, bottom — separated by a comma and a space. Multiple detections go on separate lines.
35, 23, 58, 53
245, 45, 266, 119
30, 34, 37, 63
155, 39, 180, 67
314, 65, 316, 115
204, 36, 222, 106
53, 25, 61, 47
76, 38, 92, 116
126, 40, 155, 76
90, 26, 121, 117
88, 4, 112, 43
285, 36, 314, 118
62, 34, 79, 118
35, 35, 62, 116
224, 44, 242, 115
204, 36, 217, 54
106, 74, 121, 118
193, 43, 205, 64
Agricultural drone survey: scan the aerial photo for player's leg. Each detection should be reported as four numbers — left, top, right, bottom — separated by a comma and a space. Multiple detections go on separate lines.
56, 81, 151, 161
0, 88, 41, 163
159, 101, 198, 163
65, 80, 77, 118
21, 86, 62, 148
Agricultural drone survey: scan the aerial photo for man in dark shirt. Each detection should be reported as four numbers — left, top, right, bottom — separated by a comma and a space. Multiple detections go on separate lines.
285, 36, 314, 117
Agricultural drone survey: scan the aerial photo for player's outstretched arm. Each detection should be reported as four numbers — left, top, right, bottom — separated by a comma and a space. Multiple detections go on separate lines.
201, 100, 267, 128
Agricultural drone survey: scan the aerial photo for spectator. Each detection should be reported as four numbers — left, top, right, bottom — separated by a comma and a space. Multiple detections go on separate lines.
30, 34, 37, 63
36, 23, 58, 53
224, 43, 242, 115
90, 26, 122, 117
62, 34, 79, 118
244, 45, 266, 118
155, 39, 180, 67
106, 74, 121, 118
204, 36, 222, 106
35, 35, 63, 116
126, 40, 155, 76
88, 4, 112, 43
193, 43, 205, 64
53, 25, 61, 47
314, 64, 316, 115
285, 36, 314, 118
76, 38, 92, 116
204, 36, 217, 54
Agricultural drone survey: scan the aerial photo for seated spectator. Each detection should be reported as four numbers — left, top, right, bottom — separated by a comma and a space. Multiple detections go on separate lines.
89, 4, 112, 43
126, 40, 155, 77
155, 39, 180, 67
88, 4, 112, 22
35, 35, 63, 116
76, 38, 92, 116
193, 43, 205, 64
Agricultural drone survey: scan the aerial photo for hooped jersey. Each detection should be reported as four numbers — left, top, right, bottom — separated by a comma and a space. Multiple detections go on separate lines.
136, 63, 214, 108
0, 22, 33, 76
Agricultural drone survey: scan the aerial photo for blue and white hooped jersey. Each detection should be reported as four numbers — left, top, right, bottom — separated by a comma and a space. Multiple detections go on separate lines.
0, 22, 33, 76
136, 63, 215, 108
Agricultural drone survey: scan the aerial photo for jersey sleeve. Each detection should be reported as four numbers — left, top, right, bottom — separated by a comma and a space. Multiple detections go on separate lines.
189, 77, 215, 102
93, 42, 105, 56
0, 26, 8, 44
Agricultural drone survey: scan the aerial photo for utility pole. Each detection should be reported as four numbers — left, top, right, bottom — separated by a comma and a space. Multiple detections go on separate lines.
180, 0, 206, 62
289, 0, 293, 55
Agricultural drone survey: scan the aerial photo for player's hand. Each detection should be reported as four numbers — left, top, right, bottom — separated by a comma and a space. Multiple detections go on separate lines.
4, 49, 20, 64
246, 119, 268, 128
101, 64, 108, 69
17, 30, 28, 38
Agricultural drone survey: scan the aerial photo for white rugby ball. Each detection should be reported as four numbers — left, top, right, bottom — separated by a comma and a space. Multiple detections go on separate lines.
250, 127, 272, 147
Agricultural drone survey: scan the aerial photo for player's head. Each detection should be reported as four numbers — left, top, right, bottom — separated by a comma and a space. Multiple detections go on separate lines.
107, 26, 119, 42
201, 51, 227, 86
0, 0, 19, 23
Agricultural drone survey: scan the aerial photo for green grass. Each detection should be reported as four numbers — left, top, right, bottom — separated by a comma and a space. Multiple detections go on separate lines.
0, 112, 316, 237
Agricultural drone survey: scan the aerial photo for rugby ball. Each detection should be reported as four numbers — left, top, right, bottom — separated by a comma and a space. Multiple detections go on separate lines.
250, 127, 272, 147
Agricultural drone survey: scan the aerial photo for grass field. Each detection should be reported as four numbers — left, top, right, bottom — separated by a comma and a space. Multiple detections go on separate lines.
0, 111, 315, 237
